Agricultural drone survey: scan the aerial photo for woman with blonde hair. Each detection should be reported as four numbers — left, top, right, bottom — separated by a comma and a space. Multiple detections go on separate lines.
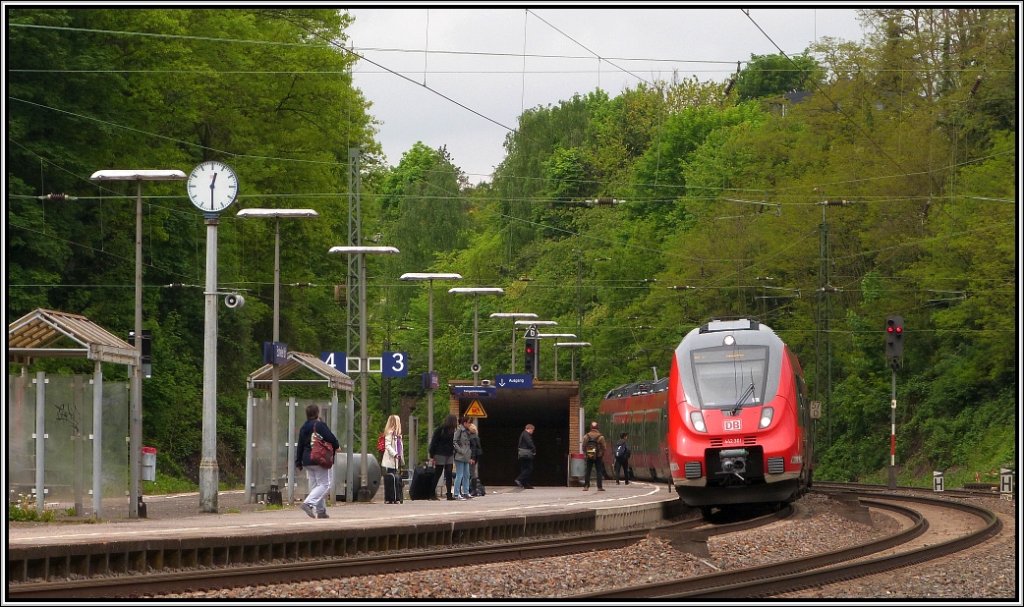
381, 414, 404, 504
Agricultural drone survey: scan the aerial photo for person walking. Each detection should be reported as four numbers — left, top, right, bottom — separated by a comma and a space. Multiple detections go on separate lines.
515, 423, 536, 489
452, 416, 474, 500
295, 404, 340, 518
468, 422, 483, 496
428, 414, 458, 500
381, 414, 404, 503
613, 431, 631, 485
581, 421, 607, 492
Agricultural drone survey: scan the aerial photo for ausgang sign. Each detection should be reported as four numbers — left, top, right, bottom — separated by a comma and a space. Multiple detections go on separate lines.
495, 373, 532, 389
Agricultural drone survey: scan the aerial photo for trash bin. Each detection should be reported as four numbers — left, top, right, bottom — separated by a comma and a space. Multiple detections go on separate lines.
570, 453, 586, 485
141, 446, 158, 481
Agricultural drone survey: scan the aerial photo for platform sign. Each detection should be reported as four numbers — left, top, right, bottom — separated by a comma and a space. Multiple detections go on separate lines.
320, 351, 347, 370
263, 341, 288, 365
496, 374, 533, 389
452, 385, 496, 398
382, 351, 409, 378
464, 400, 488, 418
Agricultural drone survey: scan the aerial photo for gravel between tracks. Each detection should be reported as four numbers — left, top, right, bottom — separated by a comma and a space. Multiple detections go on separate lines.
160, 492, 1016, 600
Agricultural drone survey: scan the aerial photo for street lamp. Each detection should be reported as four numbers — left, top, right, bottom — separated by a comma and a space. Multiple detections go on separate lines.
90, 168, 185, 519
329, 245, 400, 502
237, 208, 318, 504
537, 333, 578, 381
489, 312, 537, 373
448, 287, 504, 385
554, 342, 591, 381
398, 272, 462, 440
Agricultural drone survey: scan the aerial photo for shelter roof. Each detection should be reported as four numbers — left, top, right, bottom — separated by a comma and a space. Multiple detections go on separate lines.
7, 308, 139, 366
248, 351, 353, 392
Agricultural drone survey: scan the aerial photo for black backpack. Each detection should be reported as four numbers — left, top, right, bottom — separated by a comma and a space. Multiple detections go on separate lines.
584, 433, 601, 460
615, 442, 629, 460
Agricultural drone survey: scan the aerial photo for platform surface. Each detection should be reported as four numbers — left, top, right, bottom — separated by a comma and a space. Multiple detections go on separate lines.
9, 481, 678, 550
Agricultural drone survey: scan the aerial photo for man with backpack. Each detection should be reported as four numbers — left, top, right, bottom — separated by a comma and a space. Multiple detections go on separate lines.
580, 421, 606, 492
613, 431, 631, 485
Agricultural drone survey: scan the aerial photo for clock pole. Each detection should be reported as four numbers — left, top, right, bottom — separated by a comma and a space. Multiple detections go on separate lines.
199, 213, 220, 512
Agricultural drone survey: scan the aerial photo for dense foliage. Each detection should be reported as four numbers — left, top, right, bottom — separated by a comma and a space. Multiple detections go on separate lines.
6, 8, 1016, 487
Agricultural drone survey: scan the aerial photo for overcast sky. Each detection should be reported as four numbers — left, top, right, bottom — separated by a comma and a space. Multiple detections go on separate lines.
344, 7, 868, 184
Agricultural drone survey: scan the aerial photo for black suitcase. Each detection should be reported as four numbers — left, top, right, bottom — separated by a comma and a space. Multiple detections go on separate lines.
470, 477, 486, 497
410, 464, 436, 500
384, 470, 404, 504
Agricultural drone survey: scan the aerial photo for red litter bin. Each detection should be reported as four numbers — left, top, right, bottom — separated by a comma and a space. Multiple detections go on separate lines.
141, 446, 158, 481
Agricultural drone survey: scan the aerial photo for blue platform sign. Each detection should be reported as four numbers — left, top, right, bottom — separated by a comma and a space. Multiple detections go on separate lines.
495, 374, 533, 389
263, 341, 288, 365
320, 351, 346, 370
382, 351, 409, 378
452, 385, 496, 398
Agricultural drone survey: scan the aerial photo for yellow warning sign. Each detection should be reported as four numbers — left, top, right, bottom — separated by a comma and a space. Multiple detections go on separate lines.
464, 400, 488, 418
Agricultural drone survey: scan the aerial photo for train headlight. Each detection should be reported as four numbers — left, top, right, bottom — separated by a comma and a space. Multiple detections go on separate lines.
759, 407, 774, 429
689, 410, 707, 433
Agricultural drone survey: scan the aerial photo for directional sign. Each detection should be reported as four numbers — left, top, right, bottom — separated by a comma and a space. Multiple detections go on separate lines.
464, 400, 488, 418
452, 385, 496, 398
496, 373, 533, 389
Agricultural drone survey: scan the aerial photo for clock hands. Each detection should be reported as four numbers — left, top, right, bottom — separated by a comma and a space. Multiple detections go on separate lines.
209, 172, 218, 210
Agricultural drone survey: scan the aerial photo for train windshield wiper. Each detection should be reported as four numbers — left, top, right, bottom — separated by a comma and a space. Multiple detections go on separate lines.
730, 382, 755, 414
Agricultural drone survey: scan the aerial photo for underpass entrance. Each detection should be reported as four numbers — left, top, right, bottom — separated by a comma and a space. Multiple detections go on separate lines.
447, 380, 581, 487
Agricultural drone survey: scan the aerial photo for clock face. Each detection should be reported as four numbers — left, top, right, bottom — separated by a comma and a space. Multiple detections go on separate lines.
187, 161, 239, 213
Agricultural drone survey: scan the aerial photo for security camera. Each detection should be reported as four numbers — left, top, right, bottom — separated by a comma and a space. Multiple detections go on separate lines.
224, 294, 245, 309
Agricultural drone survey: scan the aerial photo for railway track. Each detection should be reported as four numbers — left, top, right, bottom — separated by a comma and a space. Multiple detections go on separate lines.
572, 490, 1002, 599
3, 506, 789, 599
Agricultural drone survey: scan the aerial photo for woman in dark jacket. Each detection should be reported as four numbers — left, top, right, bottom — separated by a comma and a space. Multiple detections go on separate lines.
428, 414, 458, 500
295, 404, 340, 519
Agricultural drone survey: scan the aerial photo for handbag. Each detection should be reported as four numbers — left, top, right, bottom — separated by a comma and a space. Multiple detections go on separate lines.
310, 423, 335, 468
518, 447, 533, 458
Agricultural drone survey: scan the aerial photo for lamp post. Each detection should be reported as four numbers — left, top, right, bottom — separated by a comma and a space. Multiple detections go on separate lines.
329, 245, 399, 502
90, 169, 185, 518
448, 288, 504, 385
237, 208, 318, 504
398, 273, 461, 440
554, 342, 591, 381
537, 334, 578, 380
489, 313, 537, 373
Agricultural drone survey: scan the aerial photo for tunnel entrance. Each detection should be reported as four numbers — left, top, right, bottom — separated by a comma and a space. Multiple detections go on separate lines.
448, 381, 580, 488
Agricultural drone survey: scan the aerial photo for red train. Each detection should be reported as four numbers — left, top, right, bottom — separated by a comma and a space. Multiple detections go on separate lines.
598, 318, 813, 514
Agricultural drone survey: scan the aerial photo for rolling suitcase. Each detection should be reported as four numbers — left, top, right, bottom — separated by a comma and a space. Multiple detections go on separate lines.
384, 470, 404, 504
410, 464, 436, 500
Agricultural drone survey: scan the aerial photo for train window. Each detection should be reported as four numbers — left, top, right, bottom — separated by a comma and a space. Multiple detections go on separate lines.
689, 345, 769, 410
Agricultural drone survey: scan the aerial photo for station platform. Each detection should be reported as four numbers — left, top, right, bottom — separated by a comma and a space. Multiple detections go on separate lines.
8, 481, 683, 582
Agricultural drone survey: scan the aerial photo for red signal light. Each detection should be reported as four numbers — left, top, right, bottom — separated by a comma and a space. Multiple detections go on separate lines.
887, 326, 894, 333
895, 326, 902, 334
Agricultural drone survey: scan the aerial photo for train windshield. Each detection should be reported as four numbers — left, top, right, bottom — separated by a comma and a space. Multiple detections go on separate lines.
689, 345, 770, 410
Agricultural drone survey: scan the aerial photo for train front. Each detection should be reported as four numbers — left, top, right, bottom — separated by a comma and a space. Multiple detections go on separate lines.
667, 319, 805, 508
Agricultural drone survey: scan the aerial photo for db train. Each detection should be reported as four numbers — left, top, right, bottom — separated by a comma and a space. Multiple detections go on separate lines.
597, 318, 813, 513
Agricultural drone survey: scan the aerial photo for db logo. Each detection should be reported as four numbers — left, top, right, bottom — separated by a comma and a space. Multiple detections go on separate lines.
724, 420, 743, 431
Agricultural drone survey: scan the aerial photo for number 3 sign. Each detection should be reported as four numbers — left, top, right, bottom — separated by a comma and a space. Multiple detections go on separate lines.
382, 351, 409, 378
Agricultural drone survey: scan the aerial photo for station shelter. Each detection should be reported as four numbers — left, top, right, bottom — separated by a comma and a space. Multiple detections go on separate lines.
245, 352, 354, 504
7, 308, 138, 517
446, 380, 584, 487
